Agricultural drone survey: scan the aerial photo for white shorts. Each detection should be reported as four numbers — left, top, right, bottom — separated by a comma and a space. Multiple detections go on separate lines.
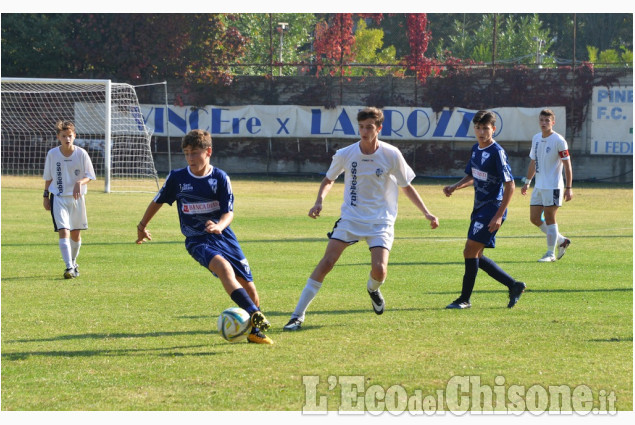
328, 218, 394, 250
530, 188, 563, 208
50, 195, 88, 231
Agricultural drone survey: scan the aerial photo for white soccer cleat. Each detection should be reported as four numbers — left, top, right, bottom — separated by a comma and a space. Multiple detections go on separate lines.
538, 252, 556, 263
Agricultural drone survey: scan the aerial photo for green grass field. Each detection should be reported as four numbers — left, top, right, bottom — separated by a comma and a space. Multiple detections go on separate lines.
1, 175, 632, 412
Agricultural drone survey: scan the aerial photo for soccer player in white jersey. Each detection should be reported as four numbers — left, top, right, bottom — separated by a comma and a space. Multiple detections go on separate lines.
443, 110, 526, 309
283, 107, 439, 331
43, 120, 96, 279
520, 109, 573, 262
135, 130, 273, 344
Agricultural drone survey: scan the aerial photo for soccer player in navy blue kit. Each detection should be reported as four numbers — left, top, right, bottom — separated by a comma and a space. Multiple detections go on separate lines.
136, 129, 273, 344
443, 110, 526, 309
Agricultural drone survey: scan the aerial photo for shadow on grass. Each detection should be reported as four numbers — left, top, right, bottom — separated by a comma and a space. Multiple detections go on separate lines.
1, 343, 217, 361
7, 329, 213, 344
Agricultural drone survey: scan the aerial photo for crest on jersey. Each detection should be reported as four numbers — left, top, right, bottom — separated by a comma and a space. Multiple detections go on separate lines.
375, 168, 384, 177
546, 147, 552, 153
481, 152, 490, 164
472, 221, 484, 235
209, 178, 218, 193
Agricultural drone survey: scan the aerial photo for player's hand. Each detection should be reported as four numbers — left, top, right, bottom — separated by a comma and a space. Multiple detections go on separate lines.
136, 227, 152, 244
205, 220, 223, 234
488, 216, 502, 233
73, 182, 82, 199
443, 185, 455, 197
43, 197, 51, 211
564, 188, 573, 202
308, 203, 322, 219
520, 184, 529, 196
426, 213, 439, 229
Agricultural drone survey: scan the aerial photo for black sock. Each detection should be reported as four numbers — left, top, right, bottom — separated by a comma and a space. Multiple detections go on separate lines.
230, 288, 258, 315
460, 258, 479, 301
479, 256, 515, 288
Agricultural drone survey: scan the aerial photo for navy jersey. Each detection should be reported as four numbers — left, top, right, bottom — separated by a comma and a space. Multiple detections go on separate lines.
154, 166, 234, 238
464, 141, 513, 211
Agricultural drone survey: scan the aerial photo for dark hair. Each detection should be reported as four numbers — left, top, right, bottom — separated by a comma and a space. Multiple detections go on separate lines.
357, 107, 384, 127
55, 120, 75, 134
182, 129, 212, 150
540, 109, 555, 119
472, 110, 496, 126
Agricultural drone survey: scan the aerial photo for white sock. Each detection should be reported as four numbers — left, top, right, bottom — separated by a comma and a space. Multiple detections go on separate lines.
538, 222, 548, 234
291, 278, 322, 322
70, 239, 81, 267
59, 238, 73, 269
367, 275, 384, 292
546, 224, 559, 255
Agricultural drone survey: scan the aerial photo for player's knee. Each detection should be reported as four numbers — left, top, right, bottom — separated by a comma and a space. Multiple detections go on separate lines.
371, 264, 387, 281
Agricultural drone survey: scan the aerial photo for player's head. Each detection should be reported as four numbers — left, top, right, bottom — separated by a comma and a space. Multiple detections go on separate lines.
357, 107, 384, 127
55, 120, 76, 135
472, 110, 496, 127
182, 129, 212, 151
539, 109, 556, 120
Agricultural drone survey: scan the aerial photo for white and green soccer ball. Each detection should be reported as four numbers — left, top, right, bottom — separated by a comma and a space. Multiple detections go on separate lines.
217, 307, 252, 342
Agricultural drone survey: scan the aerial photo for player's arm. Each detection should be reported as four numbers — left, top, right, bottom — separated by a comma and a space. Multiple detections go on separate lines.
309, 177, 335, 219
563, 157, 573, 201
205, 211, 234, 234
73, 176, 92, 200
521, 160, 536, 196
489, 180, 515, 232
401, 185, 439, 229
43, 179, 52, 210
136, 201, 164, 244
443, 175, 474, 197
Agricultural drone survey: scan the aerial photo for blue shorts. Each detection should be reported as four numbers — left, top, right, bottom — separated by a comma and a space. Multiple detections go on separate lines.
467, 204, 506, 248
185, 229, 253, 282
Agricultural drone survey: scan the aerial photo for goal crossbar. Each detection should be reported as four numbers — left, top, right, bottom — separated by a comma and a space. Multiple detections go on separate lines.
1, 77, 159, 192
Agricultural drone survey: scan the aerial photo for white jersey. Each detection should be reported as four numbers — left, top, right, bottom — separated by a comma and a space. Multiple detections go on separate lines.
43, 146, 96, 196
529, 131, 570, 189
325, 140, 415, 225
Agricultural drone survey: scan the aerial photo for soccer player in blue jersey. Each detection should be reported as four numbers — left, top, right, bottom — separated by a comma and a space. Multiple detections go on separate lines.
135, 129, 273, 344
443, 110, 526, 309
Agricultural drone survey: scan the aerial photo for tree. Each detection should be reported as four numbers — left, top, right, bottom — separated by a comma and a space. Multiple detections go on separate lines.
229, 13, 318, 76
445, 14, 554, 66
1, 14, 74, 77
350, 19, 398, 76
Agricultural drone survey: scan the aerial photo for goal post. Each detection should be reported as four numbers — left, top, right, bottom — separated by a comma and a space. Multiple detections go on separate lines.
1, 77, 159, 192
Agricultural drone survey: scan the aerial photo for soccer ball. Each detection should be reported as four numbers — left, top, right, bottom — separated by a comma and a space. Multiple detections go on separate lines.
217, 307, 252, 342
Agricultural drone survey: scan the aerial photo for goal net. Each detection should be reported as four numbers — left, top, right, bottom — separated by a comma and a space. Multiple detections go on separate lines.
1, 78, 159, 192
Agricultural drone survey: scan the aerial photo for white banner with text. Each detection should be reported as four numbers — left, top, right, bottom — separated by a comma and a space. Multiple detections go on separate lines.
590, 86, 633, 155
140, 105, 566, 142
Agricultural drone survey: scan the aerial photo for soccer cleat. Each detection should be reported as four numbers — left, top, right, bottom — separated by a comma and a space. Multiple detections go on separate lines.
73, 265, 80, 277
63, 268, 76, 279
557, 238, 571, 260
508, 281, 526, 308
538, 252, 556, 262
367, 289, 385, 315
446, 298, 471, 309
283, 317, 302, 331
247, 330, 274, 345
250, 311, 271, 332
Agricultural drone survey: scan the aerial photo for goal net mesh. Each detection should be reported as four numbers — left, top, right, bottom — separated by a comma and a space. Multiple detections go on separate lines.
1, 79, 159, 192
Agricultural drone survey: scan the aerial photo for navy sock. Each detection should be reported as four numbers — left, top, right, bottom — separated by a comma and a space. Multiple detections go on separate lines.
479, 256, 515, 288
230, 288, 258, 315
460, 258, 479, 301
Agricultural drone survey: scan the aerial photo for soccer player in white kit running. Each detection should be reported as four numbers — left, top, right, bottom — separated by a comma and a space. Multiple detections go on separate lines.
43, 120, 96, 279
520, 109, 573, 262
283, 107, 439, 331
